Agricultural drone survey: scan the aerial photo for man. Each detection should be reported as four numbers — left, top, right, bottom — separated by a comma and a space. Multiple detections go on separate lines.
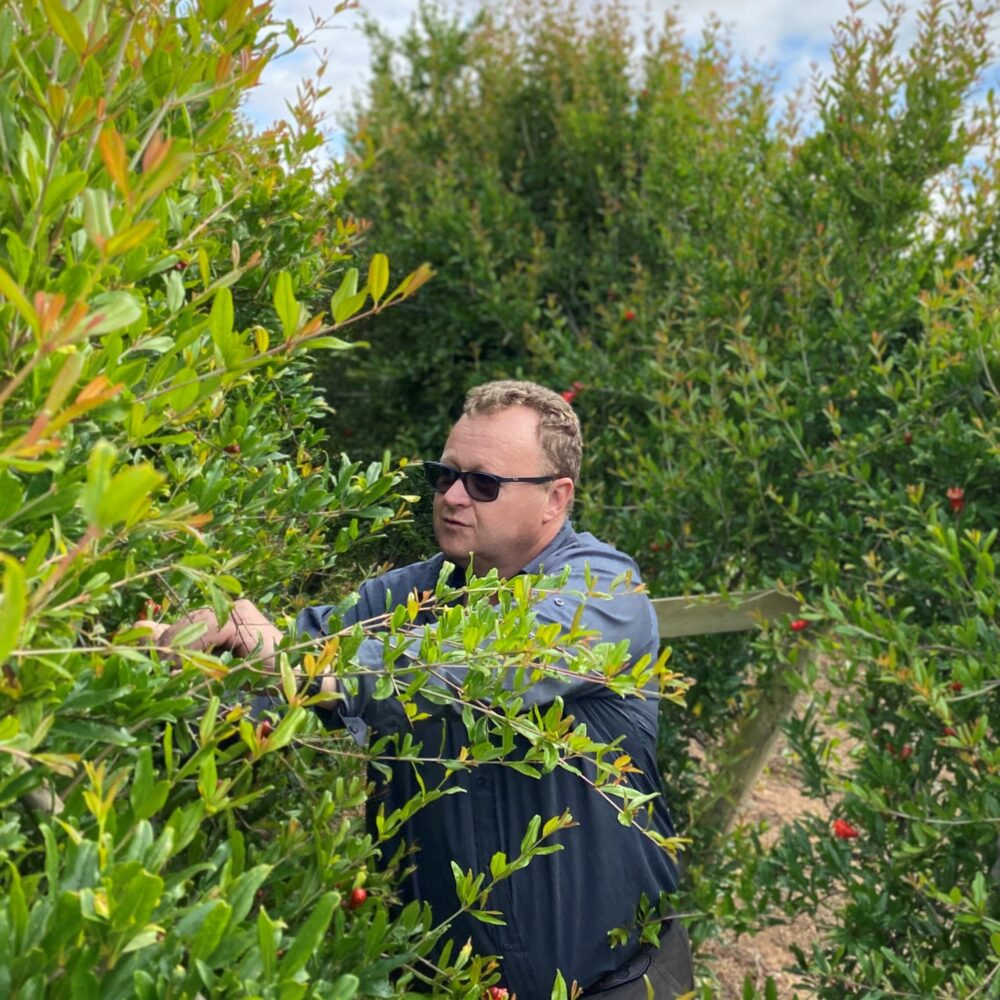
150, 381, 692, 997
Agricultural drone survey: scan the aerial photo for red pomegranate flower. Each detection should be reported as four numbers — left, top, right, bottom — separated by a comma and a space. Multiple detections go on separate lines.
561, 389, 577, 404
946, 486, 965, 514
832, 818, 860, 840
623, 308, 636, 321
790, 618, 809, 632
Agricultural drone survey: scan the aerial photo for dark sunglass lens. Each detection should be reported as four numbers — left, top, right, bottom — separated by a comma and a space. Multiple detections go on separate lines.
466, 471, 501, 502
424, 463, 457, 493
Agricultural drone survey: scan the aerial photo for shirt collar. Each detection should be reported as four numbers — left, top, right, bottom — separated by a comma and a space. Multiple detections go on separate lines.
520, 519, 576, 576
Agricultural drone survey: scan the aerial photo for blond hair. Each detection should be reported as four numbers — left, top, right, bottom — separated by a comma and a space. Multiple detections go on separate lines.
463, 380, 582, 483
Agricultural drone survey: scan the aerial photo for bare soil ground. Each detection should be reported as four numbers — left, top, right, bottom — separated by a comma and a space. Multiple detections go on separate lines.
697, 733, 827, 998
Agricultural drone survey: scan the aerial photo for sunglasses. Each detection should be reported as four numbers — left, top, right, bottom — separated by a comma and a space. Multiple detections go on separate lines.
422, 461, 558, 503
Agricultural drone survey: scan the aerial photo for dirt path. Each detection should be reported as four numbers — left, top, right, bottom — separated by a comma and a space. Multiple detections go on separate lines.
698, 731, 827, 997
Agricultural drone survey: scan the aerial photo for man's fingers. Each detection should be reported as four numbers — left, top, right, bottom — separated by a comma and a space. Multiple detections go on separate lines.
159, 607, 227, 651
230, 599, 283, 667
146, 600, 284, 669
134, 619, 169, 643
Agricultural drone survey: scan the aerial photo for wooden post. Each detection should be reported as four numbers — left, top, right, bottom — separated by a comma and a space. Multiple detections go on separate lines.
650, 588, 807, 845
692, 644, 810, 838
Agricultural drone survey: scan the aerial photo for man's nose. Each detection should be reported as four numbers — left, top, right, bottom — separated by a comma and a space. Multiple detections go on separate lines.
441, 476, 472, 504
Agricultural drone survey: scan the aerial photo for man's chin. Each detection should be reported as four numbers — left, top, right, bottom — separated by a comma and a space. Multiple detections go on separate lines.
435, 537, 472, 569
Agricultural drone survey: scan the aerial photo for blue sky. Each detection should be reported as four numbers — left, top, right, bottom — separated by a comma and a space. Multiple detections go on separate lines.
242, 1, 999, 142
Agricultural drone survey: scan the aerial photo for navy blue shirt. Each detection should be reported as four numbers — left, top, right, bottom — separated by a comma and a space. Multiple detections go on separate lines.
298, 522, 678, 995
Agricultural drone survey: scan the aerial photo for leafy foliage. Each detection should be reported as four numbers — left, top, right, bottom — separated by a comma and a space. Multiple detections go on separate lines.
335, 0, 1000, 994
0, 1, 688, 996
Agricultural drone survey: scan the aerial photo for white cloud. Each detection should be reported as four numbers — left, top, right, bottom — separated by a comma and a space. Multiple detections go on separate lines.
243, 0, 418, 130
242, 0, 1000, 144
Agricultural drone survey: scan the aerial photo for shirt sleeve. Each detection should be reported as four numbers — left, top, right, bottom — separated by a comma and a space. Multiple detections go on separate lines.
298, 577, 405, 739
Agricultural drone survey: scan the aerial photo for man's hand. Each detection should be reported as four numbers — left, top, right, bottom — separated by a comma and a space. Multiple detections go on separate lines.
136, 598, 283, 670
134, 599, 338, 703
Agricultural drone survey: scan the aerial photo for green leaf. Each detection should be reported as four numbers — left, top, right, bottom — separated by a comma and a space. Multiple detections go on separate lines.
41, 170, 87, 215
330, 975, 359, 1000
332, 290, 368, 325
130, 747, 170, 821
80, 439, 116, 526
191, 900, 231, 961
210, 286, 234, 357
198, 247, 211, 289
105, 219, 159, 257
367, 252, 389, 304
94, 463, 163, 528
88, 291, 143, 336
166, 366, 200, 413
259, 706, 306, 753
278, 891, 337, 979
274, 271, 299, 338
549, 971, 568, 1000
257, 906, 281, 981
165, 270, 185, 313
122, 929, 161, 955
82, 188, 114, 247
305, 336, 354, 351
0, 264, 38, 336
223, 865, 272, 930
0, 555, 26, 664
329, 267, 358, 318
41, 351, 84, 415
40, 0, 85, 56
110, 865, 164, 933
7, 862, 27, 948
51, 718, 135, 746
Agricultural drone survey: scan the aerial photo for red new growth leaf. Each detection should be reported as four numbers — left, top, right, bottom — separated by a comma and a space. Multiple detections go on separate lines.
832, 819, 860, 840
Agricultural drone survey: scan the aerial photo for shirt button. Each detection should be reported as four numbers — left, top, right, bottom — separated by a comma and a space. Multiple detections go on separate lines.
554, 598, 564, 606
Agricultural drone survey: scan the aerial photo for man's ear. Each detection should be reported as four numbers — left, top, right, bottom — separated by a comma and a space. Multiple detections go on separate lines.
543, 478, 574, 522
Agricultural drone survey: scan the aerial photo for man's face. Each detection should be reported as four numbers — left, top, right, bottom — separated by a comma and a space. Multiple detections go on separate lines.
433, 406, 571, 578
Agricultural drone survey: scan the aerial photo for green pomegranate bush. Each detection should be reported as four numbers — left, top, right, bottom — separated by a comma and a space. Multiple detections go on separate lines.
333, 0, 1000, 993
